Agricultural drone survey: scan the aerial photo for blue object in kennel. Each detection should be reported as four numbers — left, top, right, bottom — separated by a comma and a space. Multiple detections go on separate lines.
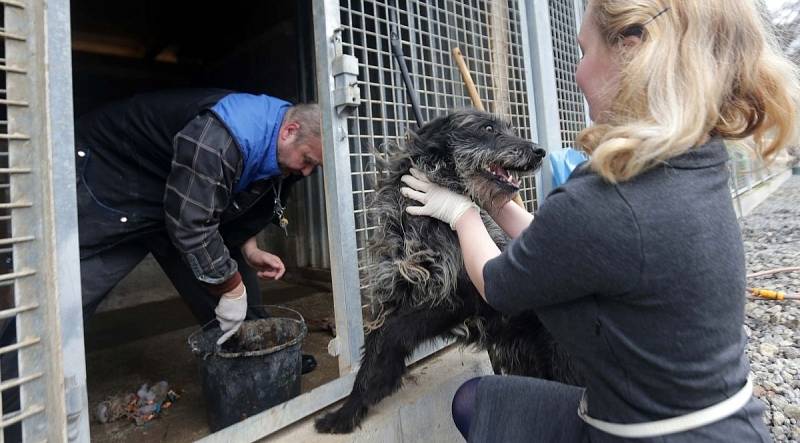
549, 147, 588, 188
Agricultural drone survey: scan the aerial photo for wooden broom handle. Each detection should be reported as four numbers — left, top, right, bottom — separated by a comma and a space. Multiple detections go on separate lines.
451, 47, 526, 210
452, 47, 485, 112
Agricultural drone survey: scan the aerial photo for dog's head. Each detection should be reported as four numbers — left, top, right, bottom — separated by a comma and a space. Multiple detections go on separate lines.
406, 109, 546, 209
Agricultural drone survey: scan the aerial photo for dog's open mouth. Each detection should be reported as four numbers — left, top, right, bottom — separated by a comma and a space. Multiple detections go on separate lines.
484, 163, 526, 190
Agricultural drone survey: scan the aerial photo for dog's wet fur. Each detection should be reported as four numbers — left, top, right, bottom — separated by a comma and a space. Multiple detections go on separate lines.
314, 110, 580, 434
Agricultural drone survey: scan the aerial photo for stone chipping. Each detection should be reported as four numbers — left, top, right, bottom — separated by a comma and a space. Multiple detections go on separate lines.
740, 175, 800, 442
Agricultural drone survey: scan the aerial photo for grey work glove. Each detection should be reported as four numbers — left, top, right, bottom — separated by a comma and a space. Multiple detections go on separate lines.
215, 283, 247, 345
400, 168, 478, 230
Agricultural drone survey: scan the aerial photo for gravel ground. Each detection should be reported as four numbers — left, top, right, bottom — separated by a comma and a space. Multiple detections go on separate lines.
740, 175, 800, 442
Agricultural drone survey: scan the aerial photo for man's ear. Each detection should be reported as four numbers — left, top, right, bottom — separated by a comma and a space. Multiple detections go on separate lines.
281, 122, 300, 142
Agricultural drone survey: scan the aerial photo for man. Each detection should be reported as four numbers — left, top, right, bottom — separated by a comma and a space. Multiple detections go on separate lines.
0, 89, 320, 441
75, 89, 321, 360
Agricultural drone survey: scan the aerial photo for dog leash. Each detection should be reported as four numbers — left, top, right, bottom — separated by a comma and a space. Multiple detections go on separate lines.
578, 375, 753, 438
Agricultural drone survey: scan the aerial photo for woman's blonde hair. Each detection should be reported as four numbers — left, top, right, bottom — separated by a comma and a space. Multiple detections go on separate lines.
577, 0, 800, 183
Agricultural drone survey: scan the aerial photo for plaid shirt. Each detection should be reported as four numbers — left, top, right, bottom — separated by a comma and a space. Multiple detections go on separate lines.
75, 90, 293, 289
164, 112, 246, 285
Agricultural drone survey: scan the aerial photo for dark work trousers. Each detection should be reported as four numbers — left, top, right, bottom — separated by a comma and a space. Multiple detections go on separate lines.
0, 226, 268, 443
80, 232, 267, 325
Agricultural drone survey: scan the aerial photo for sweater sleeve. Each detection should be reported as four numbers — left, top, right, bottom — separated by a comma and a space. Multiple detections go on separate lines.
483, 183, 643, 315
164, 113, 243, 292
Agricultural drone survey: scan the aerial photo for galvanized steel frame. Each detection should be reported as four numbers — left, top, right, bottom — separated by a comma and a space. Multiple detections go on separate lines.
2, 0, 88, 441
529, 0, 588, 197
525, 0, 561, 198
315, 0, 367, 379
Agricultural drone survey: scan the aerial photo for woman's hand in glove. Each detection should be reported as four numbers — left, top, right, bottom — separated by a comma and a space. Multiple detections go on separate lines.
215, 281, 247, 345
400, 168, 478, 229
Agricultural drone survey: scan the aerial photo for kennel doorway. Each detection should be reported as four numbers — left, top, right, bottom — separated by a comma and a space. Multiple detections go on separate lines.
198, 0, 551, 440
0, 0, 591, 440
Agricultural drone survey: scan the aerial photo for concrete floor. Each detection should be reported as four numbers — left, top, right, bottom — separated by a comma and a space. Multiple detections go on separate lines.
85, 279, 339, 443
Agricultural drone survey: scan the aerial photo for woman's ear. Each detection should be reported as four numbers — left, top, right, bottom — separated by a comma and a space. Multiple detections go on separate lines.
623, 34, 642, 47
617, 27, 643, 50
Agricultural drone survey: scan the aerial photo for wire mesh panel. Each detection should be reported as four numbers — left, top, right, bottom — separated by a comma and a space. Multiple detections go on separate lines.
548, 0, 587, 147
729, 150, 754, 195
337, 0, 538, 281
726, 140, 788, 199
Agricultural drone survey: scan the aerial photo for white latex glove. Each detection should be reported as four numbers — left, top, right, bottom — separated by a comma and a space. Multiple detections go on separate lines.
400, 168, 478, 229
215, 282, 247, 345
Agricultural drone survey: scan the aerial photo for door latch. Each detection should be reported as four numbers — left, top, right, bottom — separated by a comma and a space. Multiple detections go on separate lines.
331, 28, 361, 113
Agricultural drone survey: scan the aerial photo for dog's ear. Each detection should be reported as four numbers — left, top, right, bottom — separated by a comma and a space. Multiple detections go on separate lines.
407, 115, 450, 155
405, 113, 463, 172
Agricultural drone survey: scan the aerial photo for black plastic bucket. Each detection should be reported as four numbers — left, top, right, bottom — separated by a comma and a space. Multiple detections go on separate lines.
188, 306, 307, 431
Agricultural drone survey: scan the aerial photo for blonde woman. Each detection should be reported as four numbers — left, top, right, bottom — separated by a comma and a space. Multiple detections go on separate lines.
400, 0, 798, 441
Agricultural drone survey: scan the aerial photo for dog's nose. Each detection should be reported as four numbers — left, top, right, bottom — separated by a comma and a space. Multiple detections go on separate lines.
533, 147, 546, 158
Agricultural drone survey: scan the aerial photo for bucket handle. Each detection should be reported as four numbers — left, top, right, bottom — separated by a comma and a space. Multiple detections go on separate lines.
251, 304, 306, 326
187, 305, 307, 356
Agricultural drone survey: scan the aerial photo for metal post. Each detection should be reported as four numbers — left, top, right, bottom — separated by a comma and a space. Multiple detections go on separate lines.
524, 0, 563, 200
45, 0, 90, 440
313, 0, 365, 375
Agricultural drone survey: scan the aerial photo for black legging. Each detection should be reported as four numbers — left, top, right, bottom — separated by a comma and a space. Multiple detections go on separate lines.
452, 376, 483, 440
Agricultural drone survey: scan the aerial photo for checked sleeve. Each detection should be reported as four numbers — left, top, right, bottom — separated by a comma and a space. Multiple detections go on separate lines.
164, 112, 243, 290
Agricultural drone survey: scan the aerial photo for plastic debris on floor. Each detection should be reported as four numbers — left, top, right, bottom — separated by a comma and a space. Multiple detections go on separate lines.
94, 380, 181, 426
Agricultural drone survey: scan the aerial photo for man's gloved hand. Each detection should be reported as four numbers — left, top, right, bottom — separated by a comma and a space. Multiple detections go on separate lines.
400, 167, 478, 229
215, 281, 247, 345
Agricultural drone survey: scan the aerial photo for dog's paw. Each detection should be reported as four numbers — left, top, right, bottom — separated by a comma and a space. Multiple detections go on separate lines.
314, 411, 355, 434
314, 406, 366, 434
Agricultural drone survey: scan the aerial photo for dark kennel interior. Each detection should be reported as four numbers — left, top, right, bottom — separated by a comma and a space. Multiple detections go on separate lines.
69, 1, 339, 441
71, 0, 316, 116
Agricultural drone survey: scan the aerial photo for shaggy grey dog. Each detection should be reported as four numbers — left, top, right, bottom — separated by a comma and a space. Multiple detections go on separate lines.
315, 109, 579, 434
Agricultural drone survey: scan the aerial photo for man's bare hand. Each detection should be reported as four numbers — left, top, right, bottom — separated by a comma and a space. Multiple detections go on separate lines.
242, 237, 285, 280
